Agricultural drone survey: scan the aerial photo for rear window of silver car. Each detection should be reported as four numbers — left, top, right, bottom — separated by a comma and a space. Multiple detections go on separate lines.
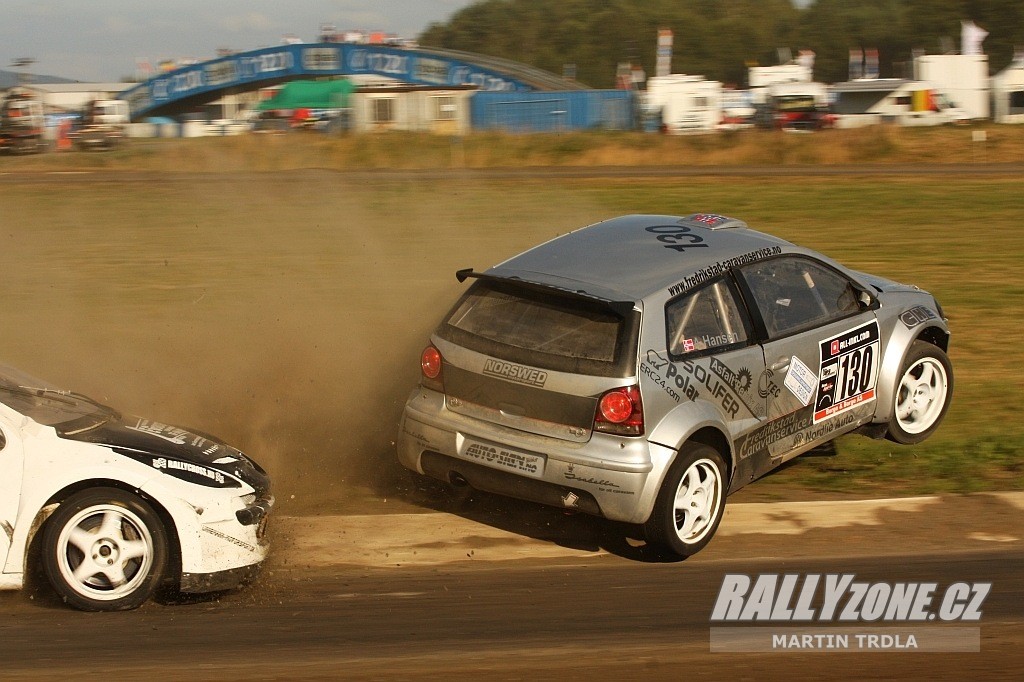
439, 281, 639, 378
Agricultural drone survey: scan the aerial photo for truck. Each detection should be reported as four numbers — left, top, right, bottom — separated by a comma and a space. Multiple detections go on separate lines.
70, 99, 130, 151
0, 89, 46, 154
766, 81, 833, 131
644, 75, 723, 134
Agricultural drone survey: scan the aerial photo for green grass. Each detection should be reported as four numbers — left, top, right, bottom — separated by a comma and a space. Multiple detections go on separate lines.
0, 153, 1021, 508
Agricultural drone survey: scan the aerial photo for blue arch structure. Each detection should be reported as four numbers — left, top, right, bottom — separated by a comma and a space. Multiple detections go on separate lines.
120, 43, 566, 120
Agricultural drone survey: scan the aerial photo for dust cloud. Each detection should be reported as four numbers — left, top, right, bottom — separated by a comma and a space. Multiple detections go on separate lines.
0, 171, 604, 514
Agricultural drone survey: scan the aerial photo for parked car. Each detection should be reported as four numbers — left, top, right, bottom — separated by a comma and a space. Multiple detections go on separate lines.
397, 214, 952, 557
0, 364, 272, 610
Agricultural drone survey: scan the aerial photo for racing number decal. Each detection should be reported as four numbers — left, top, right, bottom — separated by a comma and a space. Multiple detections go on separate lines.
645, 225, 708, 253
814, 320, 880, 423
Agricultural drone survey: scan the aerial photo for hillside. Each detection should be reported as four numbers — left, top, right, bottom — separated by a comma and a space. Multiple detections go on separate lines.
418, 0, 1024, 88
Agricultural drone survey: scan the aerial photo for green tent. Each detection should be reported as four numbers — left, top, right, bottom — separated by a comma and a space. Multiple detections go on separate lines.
257, 79, 355, 110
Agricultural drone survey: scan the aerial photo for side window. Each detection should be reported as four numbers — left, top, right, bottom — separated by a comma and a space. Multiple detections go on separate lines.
740, 257, 861, 337
666, 279, 749, 357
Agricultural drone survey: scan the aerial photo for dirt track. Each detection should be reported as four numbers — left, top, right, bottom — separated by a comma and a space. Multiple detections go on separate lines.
2, 491, 1022, 680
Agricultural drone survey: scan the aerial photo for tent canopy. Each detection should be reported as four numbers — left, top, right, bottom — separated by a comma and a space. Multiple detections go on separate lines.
258, 79, 355, 110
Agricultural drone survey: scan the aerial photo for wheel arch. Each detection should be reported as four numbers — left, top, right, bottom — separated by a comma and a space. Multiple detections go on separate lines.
914, 324, 950, 353
684, 426, 734, 478
874, 323, 952, 424
25, 478, 182, 585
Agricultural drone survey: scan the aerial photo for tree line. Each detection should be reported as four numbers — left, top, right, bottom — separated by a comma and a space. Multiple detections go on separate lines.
418, 0, 1024, 87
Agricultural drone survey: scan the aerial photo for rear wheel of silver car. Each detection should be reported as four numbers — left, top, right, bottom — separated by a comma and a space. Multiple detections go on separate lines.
42, 488, 168, 611
644, 443, 727, 557
887, 341, 953, 445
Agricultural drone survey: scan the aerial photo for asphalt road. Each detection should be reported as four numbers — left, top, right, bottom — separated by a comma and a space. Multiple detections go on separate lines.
2, 494, 1022, 681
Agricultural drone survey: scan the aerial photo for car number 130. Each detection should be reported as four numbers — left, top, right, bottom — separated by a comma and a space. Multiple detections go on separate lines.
814, 321, 881, 423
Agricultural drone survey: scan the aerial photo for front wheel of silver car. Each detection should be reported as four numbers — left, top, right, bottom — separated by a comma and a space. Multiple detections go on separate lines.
42, 488, 168, 611
644, 443, 727, 558
887, 341, 953, 445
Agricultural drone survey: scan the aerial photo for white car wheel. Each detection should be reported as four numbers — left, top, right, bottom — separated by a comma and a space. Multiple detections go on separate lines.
645, 443, 727, 557
887, 341, 953, 444
42, 488, 168, 611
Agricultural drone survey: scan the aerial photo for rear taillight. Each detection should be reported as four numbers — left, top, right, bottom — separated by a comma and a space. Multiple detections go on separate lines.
420, 345, 444, 392
594, 385, 644, 436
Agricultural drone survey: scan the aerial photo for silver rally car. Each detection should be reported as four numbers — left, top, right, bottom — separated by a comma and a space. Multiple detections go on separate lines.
397, 213, 952, 557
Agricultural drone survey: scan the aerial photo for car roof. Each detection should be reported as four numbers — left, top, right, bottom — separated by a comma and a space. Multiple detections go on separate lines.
486, 214, 795, 302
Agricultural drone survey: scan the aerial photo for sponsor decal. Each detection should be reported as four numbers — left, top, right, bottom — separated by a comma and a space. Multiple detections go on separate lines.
128, 419, 222, 454
641, 350, 690, 404
674, 359, 740, 417
301, 47, 341, 70
204, 61, 237, 87
463, 440, 544, 478
710, 358, 764, 418
129, 419, 188, 444
784, 356, 816, 406
482, 359, 548, 387
402, 425, 436, 449
734, 407, 813, 460
758, 368, 782, 400
899, 305, 938, 329
708, 573, 989, 652
563, 463, 632, 494
814, 320, 880, 423
414, 57, 450, 84
667, 246, 783, 296
791, 410, 859, 448
202, 526, 256, 553
153, 457, 225, 485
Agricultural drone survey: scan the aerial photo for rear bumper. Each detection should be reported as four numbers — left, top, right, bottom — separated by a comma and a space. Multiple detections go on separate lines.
398, 388, 675, 524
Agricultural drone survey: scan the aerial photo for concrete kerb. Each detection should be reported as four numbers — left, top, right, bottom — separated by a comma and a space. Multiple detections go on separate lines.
271, 492, 1024, 569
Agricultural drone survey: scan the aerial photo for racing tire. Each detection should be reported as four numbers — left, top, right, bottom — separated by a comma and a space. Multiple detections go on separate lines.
886, 341, 953, 445
644, 443, 727, 558
42, 487, 168, 611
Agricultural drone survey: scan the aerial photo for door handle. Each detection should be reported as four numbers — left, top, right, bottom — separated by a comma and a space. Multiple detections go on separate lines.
770, 358, 791, 372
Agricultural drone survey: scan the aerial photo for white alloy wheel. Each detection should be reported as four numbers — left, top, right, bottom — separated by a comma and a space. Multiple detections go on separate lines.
671, 458, 724, 544
895, 357, 949, 435
42, 488, 168, 611
887, 341, 953, 445
645, 443, 728, 558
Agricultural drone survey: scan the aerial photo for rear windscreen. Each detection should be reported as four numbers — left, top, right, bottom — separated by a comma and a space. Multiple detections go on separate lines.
438, 280, 638, 378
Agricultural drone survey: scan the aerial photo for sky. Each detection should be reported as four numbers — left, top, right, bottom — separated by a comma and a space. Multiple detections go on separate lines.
0, 0, 479, 83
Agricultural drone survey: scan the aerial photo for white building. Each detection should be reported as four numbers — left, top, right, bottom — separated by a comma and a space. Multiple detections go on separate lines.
17, 83, 133, 114
350, 85, 475, 135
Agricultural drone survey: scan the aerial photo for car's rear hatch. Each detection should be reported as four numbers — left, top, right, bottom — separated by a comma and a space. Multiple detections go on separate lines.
433, 275, 640, 442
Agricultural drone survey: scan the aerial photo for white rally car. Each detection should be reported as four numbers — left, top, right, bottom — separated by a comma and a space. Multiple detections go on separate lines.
0, 364, 272, 611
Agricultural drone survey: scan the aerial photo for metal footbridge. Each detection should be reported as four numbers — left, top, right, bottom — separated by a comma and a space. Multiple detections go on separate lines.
119, 43, 586, 120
